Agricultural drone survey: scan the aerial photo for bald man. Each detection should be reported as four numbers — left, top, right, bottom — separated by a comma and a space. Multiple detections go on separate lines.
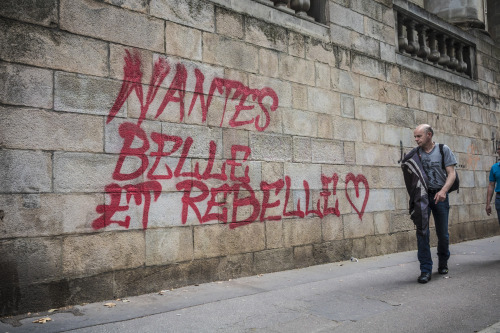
412, 124, 457, 283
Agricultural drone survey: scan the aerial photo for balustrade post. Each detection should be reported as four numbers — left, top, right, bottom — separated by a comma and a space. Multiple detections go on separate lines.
397, 14, 408, 53
456, 43, 467, 73
416, 25, 430, 61
427, 30, 440, 64
447, 38, 458, 70
273, 0, 288, 7
404, 20, 419, 56
437, 34, 450, 67
290, 0, 310, 16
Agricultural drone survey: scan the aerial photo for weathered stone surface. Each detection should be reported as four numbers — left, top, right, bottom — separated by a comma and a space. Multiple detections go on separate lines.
280, 55, 316, 86
146, 228, 194, 265
62, 231, 145, 277
0, 19, 108, 77
352, 54, 386, 80
283, 217, 322, 247
55, 72, 126, 117
284, 163, 322, 189
193, 223, 265, 258
288, 31, 306, 58
340, 95, 355, 118
0, 62, 52, 109
283, 108, 318, 137
318, 114, 334, 139
259, 48, 279, 78
311, 138, 345, 164
250, 133, 292, 162
351, 33, 381, 58
61, 0, 164, 52
245, 17, 287, 52
315, 62, 331, 89
333, 116, 362, 142
215, 6, 244, 39
330, 2, 364, 34
217, 253, 254, 280
306, 39, 336, 66
313, 239, 352, 263
331, 69, 360, 96
356, 143, 399, 166
308, 87, 341, 115
359, 76, 380, 100
365, 233, 398, 256
0, 237, 62, 284
203, 33, 259, 72
343, 213, 374, 239
166, 22, 202, 61
0, 0, 58, 26
152, 0, 214, 32
322, 214, 344, 241
0, 107, 103, 152
0, 150, 52, 193
254, 248, 294, 273
355, 98, 387, 123
379, 81, 408, 107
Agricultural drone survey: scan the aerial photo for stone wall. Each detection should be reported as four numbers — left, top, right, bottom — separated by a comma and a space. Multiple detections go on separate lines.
0, 0, 499, 315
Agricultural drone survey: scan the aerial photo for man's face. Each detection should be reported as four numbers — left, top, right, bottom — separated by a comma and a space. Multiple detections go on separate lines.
414, 127, 431, 147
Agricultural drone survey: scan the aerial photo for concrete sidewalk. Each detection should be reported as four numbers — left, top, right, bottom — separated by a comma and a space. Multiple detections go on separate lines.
1, 236, 499, 333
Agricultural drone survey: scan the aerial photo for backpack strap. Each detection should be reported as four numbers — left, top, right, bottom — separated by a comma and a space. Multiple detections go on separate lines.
439, 143, 445, 170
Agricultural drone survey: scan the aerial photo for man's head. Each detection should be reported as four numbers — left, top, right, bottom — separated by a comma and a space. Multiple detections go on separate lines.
414, 124, 433, 148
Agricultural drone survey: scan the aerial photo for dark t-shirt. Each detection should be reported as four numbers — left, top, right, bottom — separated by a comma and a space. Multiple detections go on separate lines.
420, 143, 457, 189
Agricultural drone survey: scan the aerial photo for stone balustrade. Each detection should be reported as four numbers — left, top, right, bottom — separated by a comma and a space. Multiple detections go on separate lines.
266, 0, 316, 21
395, 8, 476, 79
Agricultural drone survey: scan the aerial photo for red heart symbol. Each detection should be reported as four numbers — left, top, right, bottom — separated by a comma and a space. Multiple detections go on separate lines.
345, 173, 369, 220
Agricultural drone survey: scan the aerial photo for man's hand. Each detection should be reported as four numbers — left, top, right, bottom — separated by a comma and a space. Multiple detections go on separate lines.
434, 190, 447, 204
486, 204, 492, 216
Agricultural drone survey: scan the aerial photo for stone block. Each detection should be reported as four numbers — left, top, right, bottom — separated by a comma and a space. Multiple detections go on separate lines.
193, 223, 265, 258
386, 105, 416, 128
0, 0, 58, 27
380, 42, 396, 63
365, 189, 395, 212
329, 24, 353, 49
261, 162, 284, 184
54, 72, 126, 117
222, 128, 249, 160
0, 150, 52, 193
283, 108, 318, 137
215, 6, 244, 39
362, 121, 381, 144
292, 84, 308, 110
364, 17, 395, 45
284, 163, 322, 189
344, 141, 356, 164
254, 248, 294, 273
359, 76, 380, 100
152, 0, 214, 32
245, 17, 287, 52
351, 0, 387, 23
53, 152, 144, 192
311, 139, 345, 164
0, 19, 108, 77
146, 192, 201, 228
329, 2, 364, 33
437, 80, 455, 99
356, 142, 399, 166
380, 124, 402, 146
333, 116, 362, 141
0, 62, 52, 109
390, 210, 414, 232
340, 95, 355, 118
351, 33, 381, 58
0, 237, 62, 286
315, 62, 331, 89
293, 245, 314, 268
365, 234, 398, 256
313, 239, 351, 263
204, 33, 259, 72
306, 39, 336, 66
331, 69, 360, 96
288, 31, 306, 58
0, 193, 102, 238
459, 170, 475, 188
217, 253, 254, 280
322, 214, 344, 241
162, 123, 222, 158
104, 117, 161, 154
373, 211, 390, 234
420, 93, 448, 114
102, 0, 149, 13
259, 48, 279, 78
355, 98, 387, 123
280, 55, 315, 86
61, 0, 164, 52
351, 54, 386, 80
308, 87, 340, 115
250, 132, 292, 162
408, 89, 421, 110
249, 74, 292, 108
400, 68, 424, 91
166, 22, 202, 61
265, 220, 284, 249
0, 107, 103, 152
379, 81, 408, 107
385, 64, 401, 83
283, 217, 322, 247
145, 227, 194, 265
343, 213, 374, 239
62, 231, 145, 277
318, 114, 334, 139
293, 137, 312, 163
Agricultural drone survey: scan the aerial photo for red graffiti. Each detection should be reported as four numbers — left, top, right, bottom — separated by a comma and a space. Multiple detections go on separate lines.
345, 173, 370, 220
107, 50, 279, 131
93, 49, 370, 230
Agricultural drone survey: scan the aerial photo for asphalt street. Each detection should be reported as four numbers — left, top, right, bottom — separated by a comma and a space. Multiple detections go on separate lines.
1, 236, 500, 333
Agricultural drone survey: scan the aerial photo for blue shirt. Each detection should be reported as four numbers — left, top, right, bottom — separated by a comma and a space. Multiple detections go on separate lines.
489, 162, 500, 192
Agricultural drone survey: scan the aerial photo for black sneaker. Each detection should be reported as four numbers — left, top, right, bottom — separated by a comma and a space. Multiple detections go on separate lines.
417, 272, 432, 283
438, 266, 448, 274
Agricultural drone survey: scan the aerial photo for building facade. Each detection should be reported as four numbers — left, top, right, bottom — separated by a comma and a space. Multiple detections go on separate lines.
1, 0, 499, 315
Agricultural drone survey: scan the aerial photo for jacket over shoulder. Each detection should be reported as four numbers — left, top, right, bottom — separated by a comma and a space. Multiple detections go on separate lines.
401, 147, 430, 235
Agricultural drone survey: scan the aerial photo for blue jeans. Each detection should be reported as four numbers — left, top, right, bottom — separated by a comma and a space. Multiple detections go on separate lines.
416, 194, 450, 273
495, 194, 500, 225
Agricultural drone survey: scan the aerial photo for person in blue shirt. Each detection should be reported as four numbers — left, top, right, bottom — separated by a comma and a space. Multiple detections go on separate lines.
485, 146, 500, 224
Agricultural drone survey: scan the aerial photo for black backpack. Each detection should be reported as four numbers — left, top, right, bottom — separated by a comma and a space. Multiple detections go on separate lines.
439, 143, 460, 193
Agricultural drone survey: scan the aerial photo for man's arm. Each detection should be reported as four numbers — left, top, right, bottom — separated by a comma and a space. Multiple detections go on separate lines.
486, 182, 495, 216
435, 165, 456, 203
